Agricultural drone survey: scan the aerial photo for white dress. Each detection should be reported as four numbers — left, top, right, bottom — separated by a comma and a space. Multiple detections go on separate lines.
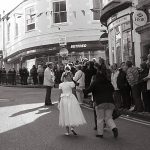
59, 81, 86, 127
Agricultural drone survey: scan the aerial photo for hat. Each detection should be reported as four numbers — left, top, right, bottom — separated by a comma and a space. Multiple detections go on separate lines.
46, 62, 53, 66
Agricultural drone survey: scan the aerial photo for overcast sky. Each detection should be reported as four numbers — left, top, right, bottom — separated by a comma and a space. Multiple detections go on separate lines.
0, 0, 23, 14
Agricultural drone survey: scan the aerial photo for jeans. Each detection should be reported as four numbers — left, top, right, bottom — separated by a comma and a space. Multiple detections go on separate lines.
95, 107, 116, 135
45, 86, 52, 105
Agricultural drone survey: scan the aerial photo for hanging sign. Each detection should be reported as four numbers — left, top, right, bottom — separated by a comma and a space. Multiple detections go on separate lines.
133, 10, 147, 26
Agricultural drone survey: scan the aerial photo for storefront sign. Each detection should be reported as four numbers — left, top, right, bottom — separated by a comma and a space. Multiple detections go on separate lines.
133, 10, 147, 26
108, 15, 130, 29
70, 44, 87, 49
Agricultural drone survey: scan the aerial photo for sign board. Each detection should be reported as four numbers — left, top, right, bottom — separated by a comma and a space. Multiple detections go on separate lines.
59, 35, 66, 46
133, 10, 147, 26
59, 48, 68, 57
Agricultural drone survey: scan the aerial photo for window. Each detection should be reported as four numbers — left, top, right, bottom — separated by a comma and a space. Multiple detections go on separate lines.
25, 6, 36, 31
7, 23, 10, 41
15, 22, 18, 36
53, 1, 67, 23
93, 0, 101, 20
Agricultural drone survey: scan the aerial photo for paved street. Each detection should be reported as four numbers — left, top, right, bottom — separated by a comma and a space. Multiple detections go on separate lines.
0, 86, 150, 150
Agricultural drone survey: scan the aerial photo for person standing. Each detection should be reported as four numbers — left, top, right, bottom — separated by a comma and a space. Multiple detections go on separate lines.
126, 61, 144, 112
37, 65, 44, 85
43, 62, 55, 106
58, 71, 86, 135
73, 65, 85, 104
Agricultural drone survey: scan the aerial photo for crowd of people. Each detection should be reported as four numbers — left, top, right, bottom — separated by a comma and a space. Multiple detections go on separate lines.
42, 54, 150, 138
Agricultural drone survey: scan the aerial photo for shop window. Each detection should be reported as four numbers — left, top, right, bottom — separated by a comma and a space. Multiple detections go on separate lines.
7, 23, 10, 41
93, 0, 101, 20
53, 1, 67, 23
25, 6, 36, 31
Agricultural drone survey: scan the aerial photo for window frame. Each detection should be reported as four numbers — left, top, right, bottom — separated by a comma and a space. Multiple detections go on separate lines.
25, 6, 36, 32
92, 0, 101, 21
7, 23, 10, 42
52, 0, 67, 24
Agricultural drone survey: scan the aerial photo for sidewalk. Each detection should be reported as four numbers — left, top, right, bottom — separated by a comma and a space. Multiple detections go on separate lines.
2, 84, 150, 122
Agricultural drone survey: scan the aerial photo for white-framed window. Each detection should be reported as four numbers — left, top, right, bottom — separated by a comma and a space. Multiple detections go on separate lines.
53, 1, 67, 23
7, 23, 10, 41
93, 0, 101, 20
25, 6, 36, 31
15, 22, 18, 37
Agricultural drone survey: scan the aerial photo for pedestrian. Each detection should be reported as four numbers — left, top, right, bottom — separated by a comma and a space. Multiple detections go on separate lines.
83, 63, 118, 138
111, 63, 122, 109
58, 71, 86, 135
73, 65, 85, 104
43, 62, 55, 106
126, 61, 144, 112
117, 62, 132, 109
30, 65, 38, 85
37, 65, 44, 85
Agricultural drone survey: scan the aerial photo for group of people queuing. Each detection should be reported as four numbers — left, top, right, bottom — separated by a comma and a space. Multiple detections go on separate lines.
0, 67, 16, 85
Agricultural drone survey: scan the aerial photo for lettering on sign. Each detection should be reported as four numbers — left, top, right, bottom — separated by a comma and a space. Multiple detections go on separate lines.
71, 44, 87, 49
133, 10, 147, 26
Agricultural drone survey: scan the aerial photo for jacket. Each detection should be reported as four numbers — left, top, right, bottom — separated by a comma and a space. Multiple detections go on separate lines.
84, 73, 114, 106
43, 67, 55, 86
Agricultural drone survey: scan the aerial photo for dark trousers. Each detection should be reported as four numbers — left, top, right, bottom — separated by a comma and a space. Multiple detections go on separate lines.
93, 106, 97, 128
131, 84, 144, 112
45, 86, 52, 105
142, 90, 150, 112
120, 89, 131, 109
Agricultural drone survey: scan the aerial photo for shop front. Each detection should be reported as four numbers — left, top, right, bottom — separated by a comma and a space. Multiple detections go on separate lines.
108, 14, 133, 65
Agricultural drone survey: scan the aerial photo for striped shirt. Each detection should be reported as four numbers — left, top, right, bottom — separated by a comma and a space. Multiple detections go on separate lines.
126, 66, 139, 86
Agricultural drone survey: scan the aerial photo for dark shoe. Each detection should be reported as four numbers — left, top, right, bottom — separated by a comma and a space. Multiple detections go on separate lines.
71, 129, 77, 135
94, 127, 97, 130
45, 103, 54, 106
112, 128, 118, 138
96, 134, 103, 138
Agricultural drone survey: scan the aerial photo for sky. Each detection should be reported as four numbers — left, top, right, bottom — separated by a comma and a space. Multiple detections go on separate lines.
0, 0, 23, 14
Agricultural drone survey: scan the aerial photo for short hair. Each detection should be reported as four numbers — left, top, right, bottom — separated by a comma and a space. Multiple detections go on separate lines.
126, 61, 133, 67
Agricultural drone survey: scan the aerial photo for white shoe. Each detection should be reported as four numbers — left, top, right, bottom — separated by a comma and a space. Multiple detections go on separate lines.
65, 132, 70, 136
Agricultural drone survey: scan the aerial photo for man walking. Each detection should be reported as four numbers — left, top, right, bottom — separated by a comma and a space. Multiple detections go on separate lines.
44, 62, 55, 106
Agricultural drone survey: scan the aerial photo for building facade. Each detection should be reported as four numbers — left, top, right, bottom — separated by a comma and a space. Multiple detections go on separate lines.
0, 0, 106, 71
100, 0, 144, 67
136, 0, 150, 60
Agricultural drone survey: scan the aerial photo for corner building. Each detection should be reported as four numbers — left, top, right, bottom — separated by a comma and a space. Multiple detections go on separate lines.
100, 0, 143, 67
1, 0, 106, 71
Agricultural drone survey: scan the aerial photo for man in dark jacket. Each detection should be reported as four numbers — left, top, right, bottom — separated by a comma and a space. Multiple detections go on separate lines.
117, 62, 132, 109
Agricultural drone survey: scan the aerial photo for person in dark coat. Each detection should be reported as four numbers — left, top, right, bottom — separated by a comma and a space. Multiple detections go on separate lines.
30, 65, 38, 85
139, 62, 150, 112
117, 62, 132, 109
83, 64, 118, 138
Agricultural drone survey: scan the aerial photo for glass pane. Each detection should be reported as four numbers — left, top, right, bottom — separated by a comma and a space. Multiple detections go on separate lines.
60, 1, 66, 11
53, 2, 59, 12
27, 23, 35, 31
53, 13, 60, 23
60, 12, 67, 22
93, 11, 100, 20
93, 0, 100, 9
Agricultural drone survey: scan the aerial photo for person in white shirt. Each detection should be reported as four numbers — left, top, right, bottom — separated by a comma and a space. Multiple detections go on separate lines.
73, 65, 85, 104
43, 62, 55, 106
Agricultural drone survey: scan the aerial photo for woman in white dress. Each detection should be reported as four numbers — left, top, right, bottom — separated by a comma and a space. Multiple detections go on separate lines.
58, 71, 86, 135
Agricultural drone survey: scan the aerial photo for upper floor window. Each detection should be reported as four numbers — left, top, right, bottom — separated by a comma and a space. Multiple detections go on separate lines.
15, 22, 18, 37
7, 23, 10, 41
25, 6, 36, 31
53, 1, 67, 23
93, 0, 102, 20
